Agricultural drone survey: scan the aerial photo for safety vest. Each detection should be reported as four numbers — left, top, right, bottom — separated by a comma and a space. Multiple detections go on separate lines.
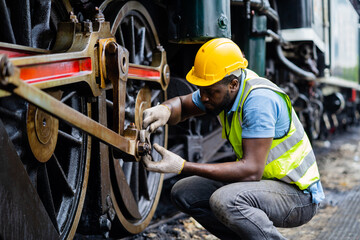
219, 69, 320, 190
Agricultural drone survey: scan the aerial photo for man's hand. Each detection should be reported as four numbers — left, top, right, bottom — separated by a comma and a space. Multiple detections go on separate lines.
142, 105, 171, 133
142, 144, 186, 174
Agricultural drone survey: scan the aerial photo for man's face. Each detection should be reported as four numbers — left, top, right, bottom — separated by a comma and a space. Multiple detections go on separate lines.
199, 82, 233, 115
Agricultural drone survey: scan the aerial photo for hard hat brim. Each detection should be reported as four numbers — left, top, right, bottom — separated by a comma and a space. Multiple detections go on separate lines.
186, 68, 222, 87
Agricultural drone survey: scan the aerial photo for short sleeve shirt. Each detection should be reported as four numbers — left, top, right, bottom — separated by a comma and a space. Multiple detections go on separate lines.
192, 88, 291, 139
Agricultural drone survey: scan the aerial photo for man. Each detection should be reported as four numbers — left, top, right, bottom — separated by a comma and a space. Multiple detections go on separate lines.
142, 38, 324, 240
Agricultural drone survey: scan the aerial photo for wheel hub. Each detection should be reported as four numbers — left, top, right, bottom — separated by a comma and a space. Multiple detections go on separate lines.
27, 104, 59, 163
35, 108, 54, 145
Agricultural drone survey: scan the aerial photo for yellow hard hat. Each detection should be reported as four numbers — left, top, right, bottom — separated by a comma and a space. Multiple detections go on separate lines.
186, 38, 248, 87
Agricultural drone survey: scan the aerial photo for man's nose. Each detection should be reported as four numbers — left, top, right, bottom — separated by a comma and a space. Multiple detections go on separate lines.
201, 93, 209, 102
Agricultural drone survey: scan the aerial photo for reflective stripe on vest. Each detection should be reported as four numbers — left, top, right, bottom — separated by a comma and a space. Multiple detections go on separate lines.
219, 69, 320, 190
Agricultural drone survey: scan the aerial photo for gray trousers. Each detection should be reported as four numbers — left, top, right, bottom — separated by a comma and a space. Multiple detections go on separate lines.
171, 176, 318, 240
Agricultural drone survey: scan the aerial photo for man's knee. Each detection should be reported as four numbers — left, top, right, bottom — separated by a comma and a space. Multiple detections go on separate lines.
170, 178, 189, 211
209, 188, 227, 213
171, 176, 224, 214
170, 176, 202, 212
209, 187, 237, 225
209, 184, 254, 221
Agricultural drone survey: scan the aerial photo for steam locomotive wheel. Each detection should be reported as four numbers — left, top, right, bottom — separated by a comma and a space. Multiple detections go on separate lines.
310, 99, 323, 140
0, 89, 90, 239
104, 1, 167, 235
0, 1, 89, 238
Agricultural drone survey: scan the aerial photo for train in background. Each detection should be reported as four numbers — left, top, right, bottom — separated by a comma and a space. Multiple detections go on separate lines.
164, 0, 360, 143
0, 0, 359, 239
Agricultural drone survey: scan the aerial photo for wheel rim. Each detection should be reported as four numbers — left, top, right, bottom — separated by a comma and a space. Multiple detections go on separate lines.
0, 89, 90, 239
104, 1, 167, 234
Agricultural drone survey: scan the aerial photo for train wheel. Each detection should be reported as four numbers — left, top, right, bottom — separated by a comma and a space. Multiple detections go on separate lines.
103, 1, 167, 235
0, 0, 91, 239
0, 1, 89, 239
0, 89, 90, 239
309, 99, 323, 140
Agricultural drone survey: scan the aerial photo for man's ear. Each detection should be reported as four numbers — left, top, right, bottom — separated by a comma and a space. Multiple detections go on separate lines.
229, 79, 239, 92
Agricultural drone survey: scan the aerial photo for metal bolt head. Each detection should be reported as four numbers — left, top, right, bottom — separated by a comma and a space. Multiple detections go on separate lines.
0, 54, 14, 86
69, 11, 79, 23
218, 15, 228, 29
94, 7, 105, 23
99, 214, 112, 231
106, 41, 118, 54
108, 208, 116, 221
156, 44, 164, 51
137, 142, 151, 156
83, 19, 93, 33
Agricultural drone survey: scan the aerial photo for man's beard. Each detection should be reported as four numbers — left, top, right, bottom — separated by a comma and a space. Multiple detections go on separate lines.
205, 91, 233, 116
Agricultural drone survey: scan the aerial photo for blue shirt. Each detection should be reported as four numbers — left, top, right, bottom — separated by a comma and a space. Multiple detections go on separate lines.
192, 78, 290, 139
192, 73, 325, 204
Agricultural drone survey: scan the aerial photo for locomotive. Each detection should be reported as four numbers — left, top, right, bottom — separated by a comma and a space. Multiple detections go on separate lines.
0, 0, 359, 239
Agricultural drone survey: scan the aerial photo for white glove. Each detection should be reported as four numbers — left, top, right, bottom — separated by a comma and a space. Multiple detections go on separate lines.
142, 143, 186, 174
142, 104, 171, 133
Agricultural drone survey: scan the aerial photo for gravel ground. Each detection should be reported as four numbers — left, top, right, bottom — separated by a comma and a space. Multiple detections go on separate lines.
124, 126, 360, 240
279, 126, 360, 239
